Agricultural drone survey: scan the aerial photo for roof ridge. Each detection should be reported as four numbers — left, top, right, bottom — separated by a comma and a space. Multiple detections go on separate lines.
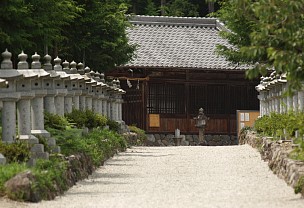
129, 15, 218, 28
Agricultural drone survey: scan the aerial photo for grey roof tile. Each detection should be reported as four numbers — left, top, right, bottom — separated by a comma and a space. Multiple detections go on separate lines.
123, 15, 246, 70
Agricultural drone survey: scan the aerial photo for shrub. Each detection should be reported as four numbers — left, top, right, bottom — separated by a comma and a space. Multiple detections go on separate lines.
52, 127, 127, 166
0, 141, 30, 163
44, 112, 70, 130
65, 109, 107, 129
254, 112, 303, 138
32, 157, 68, 199
295, 176, 304, 194
0, 163, 27, 196
128, 125, 147, 145
107, 119, 120, 133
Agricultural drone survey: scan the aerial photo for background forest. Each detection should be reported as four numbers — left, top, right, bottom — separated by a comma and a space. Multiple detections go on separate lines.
0, 0, 218, 72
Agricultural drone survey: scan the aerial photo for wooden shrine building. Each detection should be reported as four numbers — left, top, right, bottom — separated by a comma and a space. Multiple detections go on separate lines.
106, 16, 259, 136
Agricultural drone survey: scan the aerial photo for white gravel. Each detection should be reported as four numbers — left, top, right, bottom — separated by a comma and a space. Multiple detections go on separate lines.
1, 145, 304, 208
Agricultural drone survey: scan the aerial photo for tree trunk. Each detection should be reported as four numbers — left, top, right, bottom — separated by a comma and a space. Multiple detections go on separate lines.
208, 2, 214, 13
161, 0, 166, 16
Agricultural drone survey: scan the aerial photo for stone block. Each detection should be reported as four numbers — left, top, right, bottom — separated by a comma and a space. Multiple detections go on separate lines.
31, 130, 51, 138
166, 134, 174, 140
213, 135, 221, 142
186, 135, 194, 142
154, 134, 161, 141
27, 158, 36, 167
205, 135, 212, 142
208, 141, 217, 146
160, 134, 166, 140
47, 137, 56, 146
31, 152, 49, 160
31, 144, 44, 153
51, 146, 61, 153
4, 171, 41, 202
193, 135, 199, 143
146, 134, 156, 143
82, 127, 89, 135
19, 135, 39, 144
157, 139, 165, 146
0, 153, 6, 165
162, 139, 169, 146
181, 140, 189, 146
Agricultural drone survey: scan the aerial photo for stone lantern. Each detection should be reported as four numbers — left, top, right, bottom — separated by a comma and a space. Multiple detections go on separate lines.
99, 73, 109, 117
116, 79, 126, 122
0, 49, 23, 143
79, 66, 91, 111
62, 60, 77, 114
106, 79, 116, 120
194, 108, 209, 145
29, 52, 51, 137
43, 54, 60, 114
16, 51, 38, 138
53, 57, 69, 116
69, 61, 85, 110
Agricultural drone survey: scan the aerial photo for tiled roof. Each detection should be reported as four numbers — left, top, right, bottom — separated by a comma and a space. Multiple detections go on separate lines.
123, 15, 246, 70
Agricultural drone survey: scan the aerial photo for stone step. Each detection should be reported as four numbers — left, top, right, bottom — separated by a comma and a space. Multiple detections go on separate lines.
47, 137, 56, 146
19, 135, 39, 144
31, 144, 44, 153
27, 158, 36, 167
51, 146, 61, 154
0, 153, 6, 165
31, 130, 51, 138
31, 152, 49, 160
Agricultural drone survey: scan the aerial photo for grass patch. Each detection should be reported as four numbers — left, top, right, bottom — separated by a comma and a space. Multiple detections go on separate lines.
0, 163, 28, 196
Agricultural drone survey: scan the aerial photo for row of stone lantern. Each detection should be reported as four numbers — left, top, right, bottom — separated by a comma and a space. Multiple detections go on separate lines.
0, 49, 125, 144
256, 71, 304, 116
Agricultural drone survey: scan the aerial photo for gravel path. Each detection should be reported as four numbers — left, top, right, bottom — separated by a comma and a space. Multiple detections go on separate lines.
1, 145, 304, 208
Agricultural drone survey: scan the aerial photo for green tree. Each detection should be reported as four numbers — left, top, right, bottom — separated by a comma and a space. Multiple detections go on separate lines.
216, 0, 304, 91
145, 0, 159, 15
0, 0, 81, 56
62, 0, 135, 71
164, 0, 199, 17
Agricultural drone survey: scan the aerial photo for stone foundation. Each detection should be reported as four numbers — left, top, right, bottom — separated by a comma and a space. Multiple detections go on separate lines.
146, 134, 238, 146
240, 130, 304, 196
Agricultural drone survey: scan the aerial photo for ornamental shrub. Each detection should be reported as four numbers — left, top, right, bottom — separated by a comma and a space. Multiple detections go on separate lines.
65, 109, 107, 129
44, 112, 70, 130
107, 119, 120, 133
0, 141, 30, 163
128, 125, 147, 145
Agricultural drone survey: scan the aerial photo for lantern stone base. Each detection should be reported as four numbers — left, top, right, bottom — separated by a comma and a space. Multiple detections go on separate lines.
173, 137, 182, 146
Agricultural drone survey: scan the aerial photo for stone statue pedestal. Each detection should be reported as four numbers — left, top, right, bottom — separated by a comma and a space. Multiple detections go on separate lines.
173, 137, 182, 146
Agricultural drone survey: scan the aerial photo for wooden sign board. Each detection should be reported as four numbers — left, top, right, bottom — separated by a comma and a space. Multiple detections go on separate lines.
236, 110, 260, 137
149, 114, 160, 127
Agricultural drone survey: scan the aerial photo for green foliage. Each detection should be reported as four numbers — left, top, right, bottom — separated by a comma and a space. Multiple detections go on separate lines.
295, 176, 304, 194
65, 109, 107, 129
62, 0, 136, 71
53, 128, 127, 166
128, 125, 147, 145
32, 157, 68, 199
0, 141, 30, 163
254, 112, 304, 139
0, 0, 81, 55
289, 143, 304, 162
0, 0, 135, 72
129, 0, 218, 16
107, 119, 120, 133
164, 0, 199, 17
44, 112, 70, 130
0, 163, 27, 196
216, 0, 304, 90
145, 0, 159, 15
